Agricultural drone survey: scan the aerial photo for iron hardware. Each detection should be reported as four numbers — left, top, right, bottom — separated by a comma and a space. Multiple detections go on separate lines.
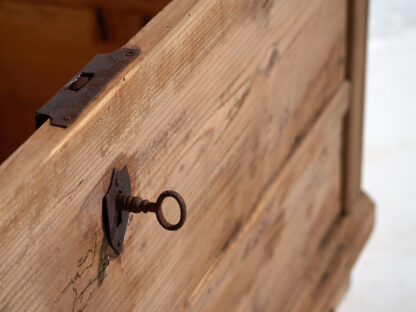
103, 167, 187, 254
35, 48, 140, 129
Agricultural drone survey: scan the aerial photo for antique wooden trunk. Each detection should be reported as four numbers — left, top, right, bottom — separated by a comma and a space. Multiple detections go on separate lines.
0, 0, 374, 311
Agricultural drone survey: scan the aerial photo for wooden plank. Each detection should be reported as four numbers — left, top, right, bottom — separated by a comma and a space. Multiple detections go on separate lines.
282, 192, 375, 312
0, 0, 346, 311
343, 0, 369, 211
184, 83, 349, 311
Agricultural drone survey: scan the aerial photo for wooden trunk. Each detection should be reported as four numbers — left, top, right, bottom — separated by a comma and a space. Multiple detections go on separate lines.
0, 0, 373, 311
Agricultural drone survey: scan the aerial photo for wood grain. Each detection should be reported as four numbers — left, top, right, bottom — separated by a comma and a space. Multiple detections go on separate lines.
185, 83, 349, 311
343, 0, 369, 211
282, 192, 374, 312
0, 0, 347, 310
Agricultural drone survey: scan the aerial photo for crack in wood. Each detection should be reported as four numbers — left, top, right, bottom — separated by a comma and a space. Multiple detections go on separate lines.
54, 233, 117, 312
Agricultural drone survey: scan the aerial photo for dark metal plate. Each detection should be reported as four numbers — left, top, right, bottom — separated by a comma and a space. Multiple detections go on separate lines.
103, 167, 131, 254
35, 48, 140, 129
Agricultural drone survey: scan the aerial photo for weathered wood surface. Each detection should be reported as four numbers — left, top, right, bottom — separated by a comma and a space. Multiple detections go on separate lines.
0, 0, 348, 310
283, 192, 374, 312
344, 0, 369, 211
185, 83, 349, 311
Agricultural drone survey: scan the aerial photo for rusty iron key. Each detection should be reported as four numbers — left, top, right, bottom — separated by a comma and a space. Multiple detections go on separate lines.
104, 167, 187, 254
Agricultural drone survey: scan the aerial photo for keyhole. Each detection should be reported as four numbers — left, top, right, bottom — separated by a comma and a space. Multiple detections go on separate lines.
117, 208, 123, 226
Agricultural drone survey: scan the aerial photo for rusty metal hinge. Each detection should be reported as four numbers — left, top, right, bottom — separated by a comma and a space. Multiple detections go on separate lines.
35, 48, 140, 129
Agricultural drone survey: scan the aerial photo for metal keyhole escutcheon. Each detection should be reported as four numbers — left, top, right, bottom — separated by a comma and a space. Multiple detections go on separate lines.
104, 167, 187, 254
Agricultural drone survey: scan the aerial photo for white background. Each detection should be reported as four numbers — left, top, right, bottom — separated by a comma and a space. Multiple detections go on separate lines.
339, 0, 416, 311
